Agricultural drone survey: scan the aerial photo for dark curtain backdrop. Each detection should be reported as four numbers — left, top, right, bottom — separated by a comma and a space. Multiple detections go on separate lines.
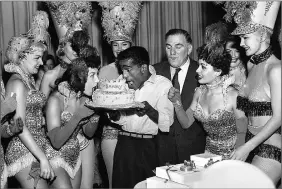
1, 1, 280, 71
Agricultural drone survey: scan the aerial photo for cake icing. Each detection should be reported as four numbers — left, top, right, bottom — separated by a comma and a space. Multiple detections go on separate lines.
92, 76, 135, 106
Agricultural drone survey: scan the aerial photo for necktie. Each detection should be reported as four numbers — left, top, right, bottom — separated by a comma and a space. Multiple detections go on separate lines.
172, 68, 181, 91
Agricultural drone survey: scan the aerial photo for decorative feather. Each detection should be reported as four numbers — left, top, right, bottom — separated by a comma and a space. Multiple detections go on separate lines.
214, 1, 257, 24
205, 21, 228, 51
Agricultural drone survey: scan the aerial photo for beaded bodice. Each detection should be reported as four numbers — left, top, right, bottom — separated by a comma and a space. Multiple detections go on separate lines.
193, 86, 237, 159
25, 90, 46, 135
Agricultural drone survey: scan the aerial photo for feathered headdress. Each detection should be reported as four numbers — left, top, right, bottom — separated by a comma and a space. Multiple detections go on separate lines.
46, 1, 92, 42
22, 11, 50, 47
99, 1, 142, 43
202, 21, 229, 61
215, 1, 280, 35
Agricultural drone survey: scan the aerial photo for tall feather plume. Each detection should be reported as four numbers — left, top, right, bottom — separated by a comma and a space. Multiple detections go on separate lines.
204, 21, 229, 61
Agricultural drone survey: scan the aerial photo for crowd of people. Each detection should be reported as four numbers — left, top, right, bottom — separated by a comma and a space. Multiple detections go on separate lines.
0, 1, 281, 189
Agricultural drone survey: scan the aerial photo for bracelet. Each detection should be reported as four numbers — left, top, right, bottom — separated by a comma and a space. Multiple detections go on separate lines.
90, 115, 100, 123
6, 124, 14, 137
173, 100, 183, 109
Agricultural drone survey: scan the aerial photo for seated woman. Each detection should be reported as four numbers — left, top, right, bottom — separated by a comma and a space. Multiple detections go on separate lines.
168, 42, 248, 160
4, 36, 55, 189
225, 35, 248, 91
45, 57, 100, 189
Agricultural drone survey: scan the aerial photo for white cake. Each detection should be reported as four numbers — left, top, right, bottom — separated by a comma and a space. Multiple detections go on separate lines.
149, 154, 223, 188
190, 153, 222, 167
92, 77, 135, 106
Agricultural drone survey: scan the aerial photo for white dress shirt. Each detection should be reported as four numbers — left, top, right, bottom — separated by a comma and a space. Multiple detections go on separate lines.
170, 58, 190, 93
115, 66, 174, 135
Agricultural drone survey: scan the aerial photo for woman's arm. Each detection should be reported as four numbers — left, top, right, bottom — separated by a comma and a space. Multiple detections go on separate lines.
46, 95, 94, 150
168, 87, 200, 129
82, 115, 100, 139
40, 70, 54, 98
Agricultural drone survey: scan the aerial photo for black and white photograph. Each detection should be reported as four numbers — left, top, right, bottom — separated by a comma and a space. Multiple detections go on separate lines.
0, 1, 281, 189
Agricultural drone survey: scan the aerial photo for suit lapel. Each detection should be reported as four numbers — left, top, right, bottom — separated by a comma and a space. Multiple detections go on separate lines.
181, 59, 198, 111
161, 61, 172, 80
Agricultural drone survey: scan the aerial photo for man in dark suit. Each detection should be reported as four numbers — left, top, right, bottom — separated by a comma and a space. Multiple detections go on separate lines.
154, 29, 206, 165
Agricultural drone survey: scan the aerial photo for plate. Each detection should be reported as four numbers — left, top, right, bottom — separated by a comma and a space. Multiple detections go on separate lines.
85, 100, 145, 110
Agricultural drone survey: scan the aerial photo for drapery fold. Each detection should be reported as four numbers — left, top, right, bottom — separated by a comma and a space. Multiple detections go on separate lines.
0, 1, 206, 67
135, 1, 205, 64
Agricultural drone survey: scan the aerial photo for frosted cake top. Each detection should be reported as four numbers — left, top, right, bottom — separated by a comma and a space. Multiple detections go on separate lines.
98, 75, 130, 92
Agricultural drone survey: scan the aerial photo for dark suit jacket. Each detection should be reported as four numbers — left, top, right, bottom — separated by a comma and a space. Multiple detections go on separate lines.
154, 58, 206, 165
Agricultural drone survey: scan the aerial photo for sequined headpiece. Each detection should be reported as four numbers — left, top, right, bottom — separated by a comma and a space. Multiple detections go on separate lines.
22, 11, 50, 46
216, 1, 280, 35
5, 36, 46, 65
46, 1, 92, 42
99, 1, 142, 43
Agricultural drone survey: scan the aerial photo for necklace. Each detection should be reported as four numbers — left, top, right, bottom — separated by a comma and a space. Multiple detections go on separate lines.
249, 46, 273, 65
4, 63, 35, 89
206, 76, 225, 90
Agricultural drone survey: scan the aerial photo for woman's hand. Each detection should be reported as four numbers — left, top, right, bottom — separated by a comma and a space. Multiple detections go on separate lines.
230, 145, 251, 161
168, 87, 181, 104
39, 158, 55, 180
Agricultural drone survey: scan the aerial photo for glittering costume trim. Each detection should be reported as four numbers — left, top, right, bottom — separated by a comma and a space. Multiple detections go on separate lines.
4, 63, 35, 89
102, 127, 119, 140
49, 155, 81, 179
237, 96, 272, 116
1, 163, 7, 189
6, 153, 36, 177
249, 46, 273, 65
246, 130, 281, 163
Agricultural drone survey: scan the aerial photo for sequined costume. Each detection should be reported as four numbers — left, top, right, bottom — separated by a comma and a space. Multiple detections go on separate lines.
193, 85, 237, 160
1, 78, 7, 189
4, 68, 50, 177
237, 47, 281, 163
47, 81, 83, 178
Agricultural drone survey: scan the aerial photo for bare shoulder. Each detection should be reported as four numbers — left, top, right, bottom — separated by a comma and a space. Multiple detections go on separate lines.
194, 85, 204, 99
226, 86, 238, 99
47, 91, 62, 108
6, 75, 28, 94
43, 69, 57, 79
267, 56, 281, 78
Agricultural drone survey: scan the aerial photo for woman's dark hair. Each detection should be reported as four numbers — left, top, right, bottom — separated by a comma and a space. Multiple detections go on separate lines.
55, 47, 101, 92
57, 30, 90, 57
197, 44, 231, 76
226, 35, 248, 66
70, 30, 90, 56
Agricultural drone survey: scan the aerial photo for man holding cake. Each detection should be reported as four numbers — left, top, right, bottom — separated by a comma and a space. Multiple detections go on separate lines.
107, 46, 174, 188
